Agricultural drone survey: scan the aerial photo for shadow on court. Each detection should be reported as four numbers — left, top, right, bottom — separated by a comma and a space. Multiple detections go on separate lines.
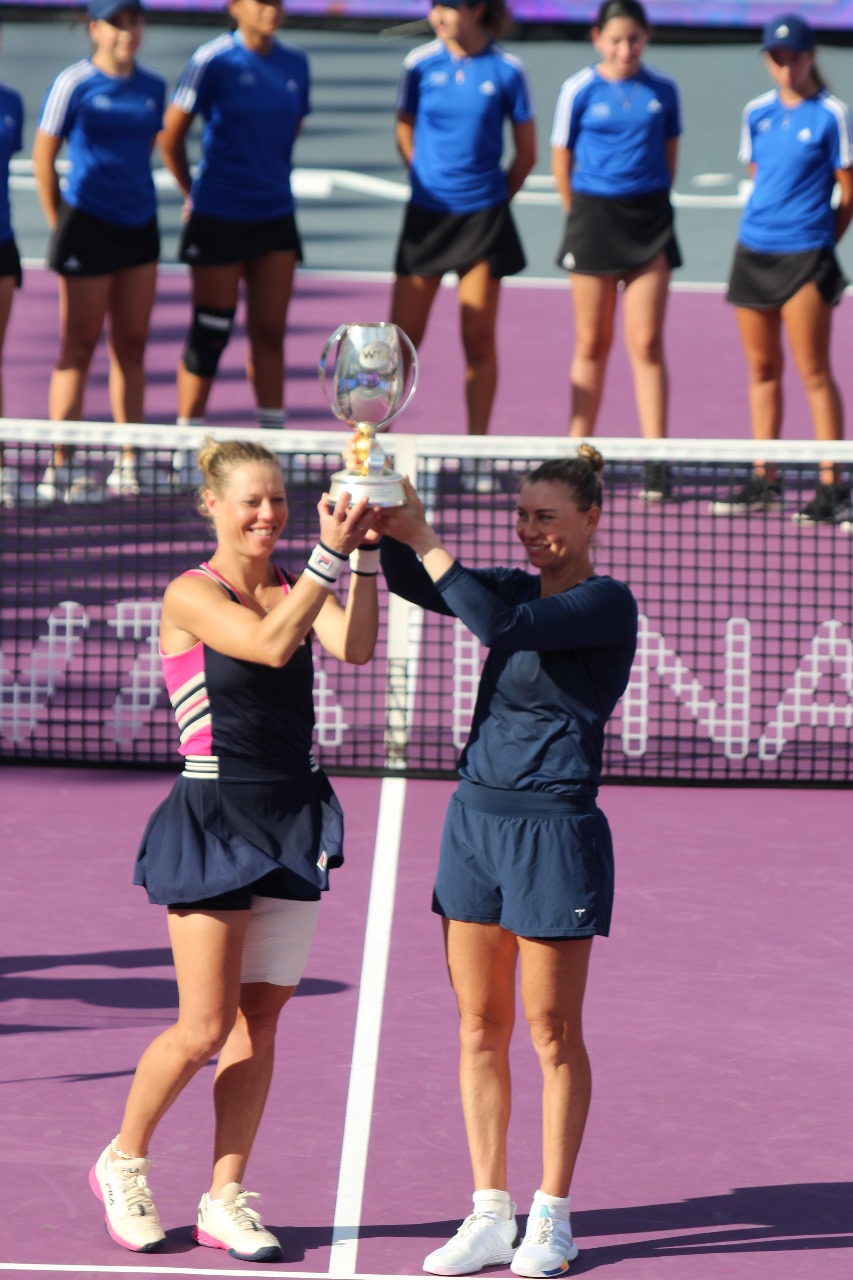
206, 1181, 853, 1267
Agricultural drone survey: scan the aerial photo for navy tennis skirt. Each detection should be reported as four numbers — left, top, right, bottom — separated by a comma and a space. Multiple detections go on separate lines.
133, 758, 343, 907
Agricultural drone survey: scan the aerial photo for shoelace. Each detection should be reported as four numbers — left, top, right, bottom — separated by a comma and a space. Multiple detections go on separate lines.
115, 1169, 156, 1218
456, 1211, 504, 1239
221, 1190, 264, 1233
527, 1212, 556, 1246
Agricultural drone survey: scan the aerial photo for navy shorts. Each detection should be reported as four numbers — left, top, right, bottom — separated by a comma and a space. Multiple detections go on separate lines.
432, 780, 614, 939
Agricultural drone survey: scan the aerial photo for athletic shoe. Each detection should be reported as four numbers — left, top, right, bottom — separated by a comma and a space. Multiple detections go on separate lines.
638, 461, 673, 503
708, 474, 783, 516
791, 482, 852, 526
106, 460, 141, 496
37, 464, 104, 505
423, 1206, 519, 1275
171, 450, 201, 492
193, 1182, 282, 1263
459, 459, 502, 495
0, 465, 42, 507
88, 1141, 165, 1253
511, 1200, 578, 1278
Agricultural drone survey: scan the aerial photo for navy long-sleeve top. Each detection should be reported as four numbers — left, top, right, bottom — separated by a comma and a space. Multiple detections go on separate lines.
381, 538, 638, 797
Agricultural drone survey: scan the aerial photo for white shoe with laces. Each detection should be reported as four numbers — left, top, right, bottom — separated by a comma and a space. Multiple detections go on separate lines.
193, 1182, 282, 1262
88, 1140, 165, 1253
424, 1201, 519, 1275
510, 1197, 578, 1277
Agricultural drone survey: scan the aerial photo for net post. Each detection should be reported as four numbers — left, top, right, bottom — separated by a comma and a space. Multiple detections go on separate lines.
382, 433, 419, 768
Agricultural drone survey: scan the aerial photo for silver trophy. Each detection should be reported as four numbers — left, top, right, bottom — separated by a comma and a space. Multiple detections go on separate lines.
318, 322, 418, 507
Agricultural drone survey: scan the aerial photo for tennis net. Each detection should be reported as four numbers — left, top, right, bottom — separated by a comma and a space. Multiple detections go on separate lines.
3, 421, 853, 786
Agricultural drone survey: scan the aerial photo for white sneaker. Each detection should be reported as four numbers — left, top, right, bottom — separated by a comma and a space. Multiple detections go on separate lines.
172, 450, 201, 492
193, 1182, 282, 1262
106, 459, 141, 495
424, 1206, 519, 1275
0, 465, 41, 507
38, 464, 103, 504
88, 1141, 165, 1253
459, 459, 502, 496
510, 1199, 578, 1277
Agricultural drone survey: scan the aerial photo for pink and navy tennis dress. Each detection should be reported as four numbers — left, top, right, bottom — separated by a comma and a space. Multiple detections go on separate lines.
133, 562, 343, 906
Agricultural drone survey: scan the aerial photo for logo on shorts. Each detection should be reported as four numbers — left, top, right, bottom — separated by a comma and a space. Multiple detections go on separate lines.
184, 244, 200, 259
574, 907, 587, 918
62, 256, 82, 272
561, 252, 576, 270
317, 850, 328, 870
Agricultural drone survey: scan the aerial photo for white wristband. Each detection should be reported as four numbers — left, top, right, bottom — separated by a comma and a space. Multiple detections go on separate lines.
350, 544, 380, 576
305, 541, 347, 588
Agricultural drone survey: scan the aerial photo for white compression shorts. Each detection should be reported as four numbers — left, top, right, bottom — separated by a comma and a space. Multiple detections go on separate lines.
241, 896, 321, 987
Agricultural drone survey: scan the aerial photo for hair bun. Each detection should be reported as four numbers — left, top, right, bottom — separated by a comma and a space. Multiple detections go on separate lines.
576, 442, 605, 474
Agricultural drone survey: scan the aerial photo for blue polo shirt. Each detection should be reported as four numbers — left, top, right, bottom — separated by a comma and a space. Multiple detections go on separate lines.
396, 39, 534, 214
551, 63, 681, 198
737, 88, 853, 253
0, 83, 23, 245
38, 60, 164, 227
173, 31, 310, 221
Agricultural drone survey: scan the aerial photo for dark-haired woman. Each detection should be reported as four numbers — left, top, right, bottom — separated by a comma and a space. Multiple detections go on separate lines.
712, 13, 853, 525
159, 0, 309, 469
89, 438, 380, 1261
550, 0, 681, 501
390, 0, 536, 455
379, 448, 637, 1277
32, 0, 165, 501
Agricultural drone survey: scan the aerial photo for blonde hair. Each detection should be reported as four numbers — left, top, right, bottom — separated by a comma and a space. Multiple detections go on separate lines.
195, 435, 281, 518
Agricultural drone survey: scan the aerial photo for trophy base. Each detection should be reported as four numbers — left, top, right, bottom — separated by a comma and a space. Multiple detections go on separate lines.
329, 467, 407, 507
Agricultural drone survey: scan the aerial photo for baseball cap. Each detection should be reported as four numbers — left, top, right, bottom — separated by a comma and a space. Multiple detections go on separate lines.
761, 14, 815, 53
89, 0, 143, 20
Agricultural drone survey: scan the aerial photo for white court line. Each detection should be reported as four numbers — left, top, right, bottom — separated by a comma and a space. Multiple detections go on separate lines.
329, 776, 408, 1277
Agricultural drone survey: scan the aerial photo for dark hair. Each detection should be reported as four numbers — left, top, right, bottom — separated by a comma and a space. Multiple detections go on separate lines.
594, 0, 649, 30
196, 435, 281, 516
522, 444, 605, 511
465, 0, 511, 37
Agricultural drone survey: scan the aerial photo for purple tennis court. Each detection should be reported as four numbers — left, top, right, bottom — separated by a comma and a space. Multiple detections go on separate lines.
1, 267, 851, 1277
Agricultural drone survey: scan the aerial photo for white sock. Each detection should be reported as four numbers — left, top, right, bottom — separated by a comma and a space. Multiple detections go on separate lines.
473, 1189, 514, 1219
176, 416, 205, 428
257, 407, 286, 430
532, 1190, 571, 1218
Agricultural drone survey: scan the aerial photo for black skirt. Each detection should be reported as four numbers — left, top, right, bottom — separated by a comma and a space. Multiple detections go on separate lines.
0, 235, 22, 287
178, 211, 303, 267
394, 200, 526, 279
556, 189, 681, 276
133, 758, 344, 906
726, 243, 848, 309
48, 201, 159, 276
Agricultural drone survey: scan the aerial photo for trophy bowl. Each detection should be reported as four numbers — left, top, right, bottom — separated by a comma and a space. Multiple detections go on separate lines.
318, 322, 418, 507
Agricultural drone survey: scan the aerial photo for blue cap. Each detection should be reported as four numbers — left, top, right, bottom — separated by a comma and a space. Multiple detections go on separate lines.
89, 0, 142, 20
761, 14, 815, 53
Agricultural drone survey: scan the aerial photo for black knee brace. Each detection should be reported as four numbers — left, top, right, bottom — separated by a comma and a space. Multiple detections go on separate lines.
183, 305, 236, 378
